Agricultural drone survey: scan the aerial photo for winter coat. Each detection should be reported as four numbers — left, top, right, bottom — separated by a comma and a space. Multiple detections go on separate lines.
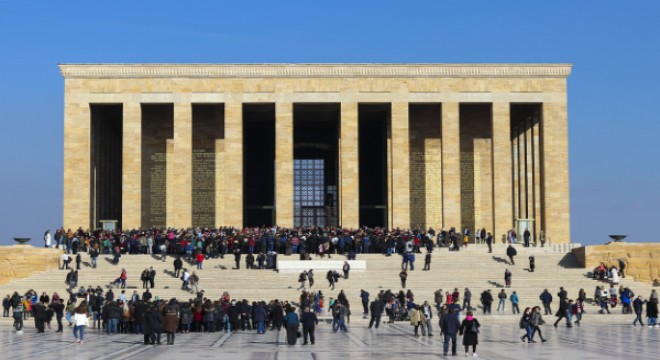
460, 318, 480, 346
409, 309, 426, 325
163, 313, 179, 333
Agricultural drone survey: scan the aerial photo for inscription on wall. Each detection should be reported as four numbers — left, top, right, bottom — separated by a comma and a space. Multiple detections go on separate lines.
192, 149, 215, 227
150, 152, 167, 226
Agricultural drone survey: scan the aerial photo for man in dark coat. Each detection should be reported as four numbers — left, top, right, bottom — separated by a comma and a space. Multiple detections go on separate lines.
300, 306, 318, 345
51, 299, 65, 332
148, 267, 156, 289
440, 308, 461, 356
32, 302, 46, 333
553, 298, 571, 328
506, 245, 517, 265
360, 290, 370, 315
271, 301, 284, 331
173, 256, 183, 278
369, 298, 384, 329
234, 248, 242, 269
480, 290, 493, 314
144, 305, 163, 344
539, 289, 553, 315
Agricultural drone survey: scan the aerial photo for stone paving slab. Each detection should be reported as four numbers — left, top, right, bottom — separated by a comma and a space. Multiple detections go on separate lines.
1, 321, 658, 360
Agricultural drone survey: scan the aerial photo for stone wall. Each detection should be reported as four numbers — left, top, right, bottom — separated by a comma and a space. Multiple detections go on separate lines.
572, 243, 660, 284
0, 246, 61, 284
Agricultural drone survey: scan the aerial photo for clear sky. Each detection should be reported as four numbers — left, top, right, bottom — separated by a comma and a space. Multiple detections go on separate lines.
0, 0, 658, 246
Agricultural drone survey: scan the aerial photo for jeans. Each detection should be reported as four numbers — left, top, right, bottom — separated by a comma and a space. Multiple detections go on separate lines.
91, 257, 97, 268
649, 317, 658, 326
257, 321, 265, 333
107, 318, 118, 334
197, 262, 202, 270
74, 325, 86, 341
525, 325, 533, 342
368, 316, 381, 328
498, 299, 506, 311
425, 318, 433, 335
443, 333, 457, 354
65, 312, 73, 324
633, 313, 644, 326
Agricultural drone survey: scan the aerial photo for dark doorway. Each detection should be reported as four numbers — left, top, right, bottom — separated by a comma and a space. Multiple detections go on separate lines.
192, 104, 224, 228
243, 104, 276, 227
359, 104, 389, 228
90, 104, 123, 229
293, 104, 339, 227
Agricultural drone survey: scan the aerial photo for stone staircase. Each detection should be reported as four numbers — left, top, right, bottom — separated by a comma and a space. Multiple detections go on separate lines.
0, 243, 654, 326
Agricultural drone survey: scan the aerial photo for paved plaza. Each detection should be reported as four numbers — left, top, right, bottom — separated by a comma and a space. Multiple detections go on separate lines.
1, 319, 658, 360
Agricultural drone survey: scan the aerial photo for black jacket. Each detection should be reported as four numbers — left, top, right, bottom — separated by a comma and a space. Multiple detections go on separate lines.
301, 311, 318, 328
370, 300, 385, 316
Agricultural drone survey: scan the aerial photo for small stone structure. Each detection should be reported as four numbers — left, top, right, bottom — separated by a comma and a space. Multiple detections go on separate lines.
572, 242, 660, 284
0, 246, 61, 284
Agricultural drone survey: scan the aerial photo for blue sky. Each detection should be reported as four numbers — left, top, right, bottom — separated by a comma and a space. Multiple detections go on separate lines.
0, 0, 658, 246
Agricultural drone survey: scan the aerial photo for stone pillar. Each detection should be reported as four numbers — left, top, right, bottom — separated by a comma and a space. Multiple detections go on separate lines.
63, 99, 91, 229
391, 102, 410, 228
224, 101, 243, 227
122, 100, 141, 229
542, 101, 570, 243
340, 102, 359, 229
172, 101, 193, 227
441, 102, 461, 229
275, 102, 294, 227
491, 103, 513, 240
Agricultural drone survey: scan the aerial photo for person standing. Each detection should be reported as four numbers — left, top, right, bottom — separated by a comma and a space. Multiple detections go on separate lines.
462, 288, 472, 311
399, 270, 408, 289
52, 298, 65, 333
163, 300, 179, 345
360, 289, 370, 315
148, 267, 156, 289
497, 289, 507, 312
409, 305, 426, 337
141, 269, 149, 289
647, 297, 658, 327
298, 271, 308, 291
510, 291, 520, 314
422, 301, 434, 336
529, 255, 535, 272
343, 261, 350, 279
196, 251, 205, 270
72, 304, 88, 344
327, 270, 336, 290
173, 256, 183, 278
618, 259, 626, 278
440, 308, 461, 356
233, 248, 242, 269
540, 289, 553, 315
486, 233, 493, 253
300, 306, 318, 345
44, 230, 52, 248
480, 290, 493, 314
459, 311, 480, 357
423, 251, 431, 271
283, 306, 300, 345
33, 301, 46, 333
504, 269, 512, 288
523, 228, 531, 247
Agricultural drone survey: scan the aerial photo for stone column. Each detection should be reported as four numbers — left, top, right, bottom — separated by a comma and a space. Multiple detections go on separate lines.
491, 102, 513, 240
172, 100, 193, 227
542, 101, 570, 243
63, 98, 91, 229
391, 102, 410, 228
275, 102, 294, 227
340, 102, 359, 229
441, 102, 461, 229
224, 101, 243, 227
121, 100, 141, 229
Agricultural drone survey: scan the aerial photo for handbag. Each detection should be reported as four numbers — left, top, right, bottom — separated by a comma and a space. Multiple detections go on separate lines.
471, 321, 479, 333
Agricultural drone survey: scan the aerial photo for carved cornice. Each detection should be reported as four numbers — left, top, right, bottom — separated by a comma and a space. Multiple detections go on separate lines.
59, 63, 572, 79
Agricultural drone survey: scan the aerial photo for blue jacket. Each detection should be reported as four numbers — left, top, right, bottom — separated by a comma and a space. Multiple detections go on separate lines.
283, 312, 299, 326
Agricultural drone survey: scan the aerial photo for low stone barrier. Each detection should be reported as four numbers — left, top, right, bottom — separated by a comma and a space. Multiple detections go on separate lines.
277, 260, 366, 272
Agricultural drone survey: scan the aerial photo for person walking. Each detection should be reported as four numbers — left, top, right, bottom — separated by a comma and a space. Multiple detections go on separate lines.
422, 301, 434, 336
283, 306, 300, 345
459, 311, 481, 357
480, 290, 493, 314
520, 307, 533, 343
399, 270, 408, 289
300, 306, 318, 345
308, 269, 314, 288
368, 298, 384, 329
440, 308, 460, 356
342, 261, 350, 279
298, 271, 308, 291
506, 245, 517, 265
632, 296, 646, 326
173, 256, 183, 278
647, 297, 658, 327
553, 298, 570, 328
423, 251, 431, 271
530, 306, 548, 342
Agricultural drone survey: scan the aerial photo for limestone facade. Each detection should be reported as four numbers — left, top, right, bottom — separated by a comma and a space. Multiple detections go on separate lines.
61, 64, 571, 242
